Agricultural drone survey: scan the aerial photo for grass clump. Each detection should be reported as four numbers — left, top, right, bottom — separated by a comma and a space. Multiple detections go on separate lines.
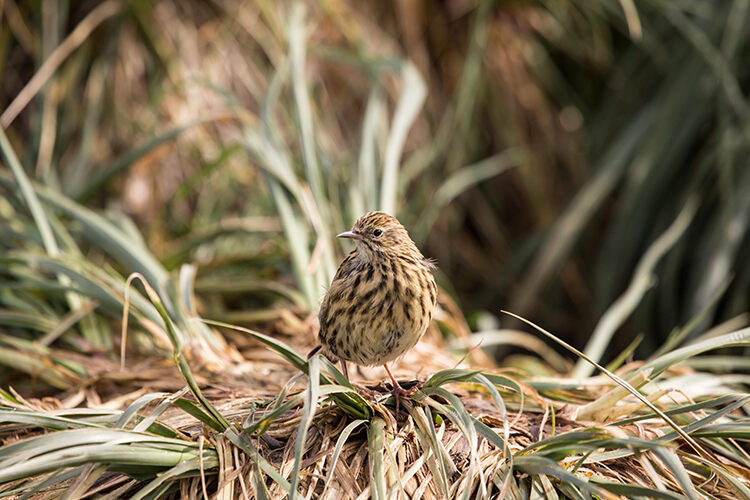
2, 289, 749, 497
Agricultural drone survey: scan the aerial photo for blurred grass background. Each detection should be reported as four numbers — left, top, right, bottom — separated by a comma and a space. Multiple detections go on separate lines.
1, 0, 749, 379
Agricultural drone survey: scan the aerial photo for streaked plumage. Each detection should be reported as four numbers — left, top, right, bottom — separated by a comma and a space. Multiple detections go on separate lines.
316, 211, 437, 384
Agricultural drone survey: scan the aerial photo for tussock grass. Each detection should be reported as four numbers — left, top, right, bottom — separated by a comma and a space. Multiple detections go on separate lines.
1, 1, 750, 498
0, 269, 748, 497
1, 289, 749, 498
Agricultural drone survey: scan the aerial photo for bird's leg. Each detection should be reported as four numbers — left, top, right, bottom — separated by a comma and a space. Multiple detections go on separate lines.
383, 364, 403, 391
340, 359, 350, 382
383, 364, 417, 416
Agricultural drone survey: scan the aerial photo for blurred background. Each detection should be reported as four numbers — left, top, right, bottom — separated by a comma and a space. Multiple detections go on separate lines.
1, 0, 749, 384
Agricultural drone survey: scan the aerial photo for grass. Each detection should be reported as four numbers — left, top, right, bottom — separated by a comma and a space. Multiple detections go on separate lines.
1, 0, 750, 498
1, 285, 749, 497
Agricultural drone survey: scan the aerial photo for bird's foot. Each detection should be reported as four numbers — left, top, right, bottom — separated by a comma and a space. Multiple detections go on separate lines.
388, 379, 426, 418
388, 379, 420, 396
383, 364, 423, 417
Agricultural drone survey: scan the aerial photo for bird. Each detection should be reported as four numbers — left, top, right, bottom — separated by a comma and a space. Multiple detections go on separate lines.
310, 211, 438, 405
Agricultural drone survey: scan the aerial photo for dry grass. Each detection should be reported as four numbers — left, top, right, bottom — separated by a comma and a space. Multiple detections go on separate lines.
2, 294, 749, 498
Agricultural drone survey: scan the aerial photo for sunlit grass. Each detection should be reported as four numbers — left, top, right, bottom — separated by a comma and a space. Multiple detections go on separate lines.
1, 286, 749, 497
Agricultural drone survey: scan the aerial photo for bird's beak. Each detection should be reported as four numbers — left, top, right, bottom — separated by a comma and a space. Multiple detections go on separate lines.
337, 230, 362, 241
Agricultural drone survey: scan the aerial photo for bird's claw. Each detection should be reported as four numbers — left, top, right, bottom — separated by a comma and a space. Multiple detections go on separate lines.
388, 380, 422, 417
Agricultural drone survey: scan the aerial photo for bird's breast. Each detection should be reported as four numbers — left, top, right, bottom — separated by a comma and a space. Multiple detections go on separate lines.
320, 256, 437, 366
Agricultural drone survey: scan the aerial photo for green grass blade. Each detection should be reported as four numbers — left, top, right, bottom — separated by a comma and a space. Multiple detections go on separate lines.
288, 354, 320, 497
1, 467, 83, 499
115, 392, 171, 429
0, 128, 58, 255
128, 456, 220, 500
435, 149, 524, 208
423, 368, 481, 388
409, 406, 452, 496
321, 419, 367, 499
644, 326, 750, 376
380, 62, 426, 214
135, 276, 229, 431
171, 398, 225, 433
575, 196, 698, 377
513, 455, 597, 497
0, 442, 208, 483
356, 85, 384, 212
590, 478, 689, 500
611, 394, 746, 426
651, 447, 700, 500
368, 416, 387, 500
201, 319, 372, 418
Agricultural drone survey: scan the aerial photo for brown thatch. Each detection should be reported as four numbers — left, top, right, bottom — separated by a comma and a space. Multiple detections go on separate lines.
3, 300, 749, 499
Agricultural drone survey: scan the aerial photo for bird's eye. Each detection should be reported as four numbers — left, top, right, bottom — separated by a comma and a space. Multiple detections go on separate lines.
373, 229, 383, 237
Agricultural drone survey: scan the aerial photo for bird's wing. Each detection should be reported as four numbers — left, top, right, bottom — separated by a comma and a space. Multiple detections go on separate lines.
318, 251, 356, 334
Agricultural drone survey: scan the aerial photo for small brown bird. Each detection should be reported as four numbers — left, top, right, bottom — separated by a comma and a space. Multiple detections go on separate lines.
313, 211, 438, 399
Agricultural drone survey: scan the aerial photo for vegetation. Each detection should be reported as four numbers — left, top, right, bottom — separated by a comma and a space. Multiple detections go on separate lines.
1, 0, 749, 498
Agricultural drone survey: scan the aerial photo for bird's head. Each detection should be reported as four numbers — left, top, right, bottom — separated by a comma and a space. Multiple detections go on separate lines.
337, 211, 418, 260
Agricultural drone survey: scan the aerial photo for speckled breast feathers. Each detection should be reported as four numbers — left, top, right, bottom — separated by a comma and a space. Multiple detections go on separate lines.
318, 212, 438, 366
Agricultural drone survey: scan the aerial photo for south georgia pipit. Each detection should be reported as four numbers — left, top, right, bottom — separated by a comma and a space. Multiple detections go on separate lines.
309, 211, 438, 410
